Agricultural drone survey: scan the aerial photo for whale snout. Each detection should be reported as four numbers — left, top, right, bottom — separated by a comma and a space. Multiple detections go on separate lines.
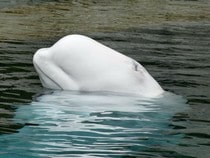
33, 48, 62, 89
33, 48, 49, 65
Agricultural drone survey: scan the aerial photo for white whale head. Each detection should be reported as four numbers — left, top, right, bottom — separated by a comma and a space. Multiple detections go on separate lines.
33, 34, 164, 97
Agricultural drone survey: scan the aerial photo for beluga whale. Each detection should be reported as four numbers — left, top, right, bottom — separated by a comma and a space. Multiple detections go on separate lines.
33, 34, 164, 97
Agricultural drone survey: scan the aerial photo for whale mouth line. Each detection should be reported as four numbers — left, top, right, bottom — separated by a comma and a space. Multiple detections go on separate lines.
34, 63, 62, 89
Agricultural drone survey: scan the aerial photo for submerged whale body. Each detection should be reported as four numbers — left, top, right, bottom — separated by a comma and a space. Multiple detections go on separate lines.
33, 34, 164, 97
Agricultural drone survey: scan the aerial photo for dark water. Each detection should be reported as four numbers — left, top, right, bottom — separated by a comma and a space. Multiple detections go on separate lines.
0, 0, 210, 158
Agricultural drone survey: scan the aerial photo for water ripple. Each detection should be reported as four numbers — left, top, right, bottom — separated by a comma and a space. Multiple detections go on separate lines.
0, 91, 187, 157
0, 1, 210, 156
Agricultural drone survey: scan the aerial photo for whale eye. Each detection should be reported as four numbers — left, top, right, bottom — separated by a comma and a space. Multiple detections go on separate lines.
132, 61, 140, 71
132, 60, 145, 75
134, 63, 138, 71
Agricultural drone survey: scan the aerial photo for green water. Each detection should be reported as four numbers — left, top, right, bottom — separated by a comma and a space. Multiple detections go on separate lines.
0, 0, 210, 158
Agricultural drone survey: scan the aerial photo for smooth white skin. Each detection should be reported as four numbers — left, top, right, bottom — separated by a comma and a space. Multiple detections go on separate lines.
33, 34, 164, 97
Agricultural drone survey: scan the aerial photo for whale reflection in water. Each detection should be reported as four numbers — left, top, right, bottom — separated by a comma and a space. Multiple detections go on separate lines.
12, 90, 188, 157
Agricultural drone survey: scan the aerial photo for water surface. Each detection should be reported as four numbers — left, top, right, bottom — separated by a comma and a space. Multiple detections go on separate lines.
0, 0, 210, 158
4, 90, 188, 158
